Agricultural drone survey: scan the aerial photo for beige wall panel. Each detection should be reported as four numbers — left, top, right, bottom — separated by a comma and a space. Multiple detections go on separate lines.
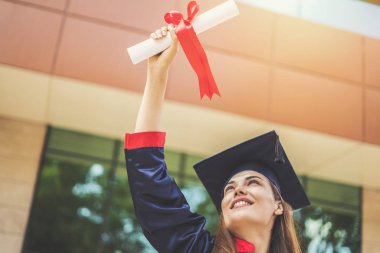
265, 123, 360, 175
0, 117, 45, 253
162, 102, 268, 155
309, 146, 361, 186
271, 68, 363, 140
1, 66, 379, 189
362, 188, 380, 253
365, 38, 380, 88
0, 207, 28, 234
0, 180, 34, 208
0, 66, 379, 189
361, 144, 380, 188
48, 76, 269, 156
0, 65, 50, 123
0, 233, 23, 253
274, 15, 362, 82
0, 116, 46, 160
48, 77, 141, 139
0, 156, 39, 183
0, 116, 44, 206
310, 143, 380, 188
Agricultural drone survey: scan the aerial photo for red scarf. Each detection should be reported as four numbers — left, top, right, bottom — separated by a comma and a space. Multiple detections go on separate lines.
235, 237, 255, 253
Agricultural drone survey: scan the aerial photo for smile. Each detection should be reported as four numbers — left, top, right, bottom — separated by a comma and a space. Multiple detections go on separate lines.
230, 198, 253, 209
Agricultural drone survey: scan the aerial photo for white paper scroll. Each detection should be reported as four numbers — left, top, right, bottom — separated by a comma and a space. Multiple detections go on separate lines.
127, 0, 240, 65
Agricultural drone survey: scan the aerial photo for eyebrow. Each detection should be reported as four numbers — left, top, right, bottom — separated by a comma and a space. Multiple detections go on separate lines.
225, 175, 263, 187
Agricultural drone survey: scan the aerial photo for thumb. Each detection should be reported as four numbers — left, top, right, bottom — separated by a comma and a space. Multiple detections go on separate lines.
168, 25, 179, 53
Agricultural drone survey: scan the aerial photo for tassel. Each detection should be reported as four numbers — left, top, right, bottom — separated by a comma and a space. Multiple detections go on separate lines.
274, 134, 285, 164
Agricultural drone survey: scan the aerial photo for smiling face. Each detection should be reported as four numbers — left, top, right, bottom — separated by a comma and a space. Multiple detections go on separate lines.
221, 170, 283, 235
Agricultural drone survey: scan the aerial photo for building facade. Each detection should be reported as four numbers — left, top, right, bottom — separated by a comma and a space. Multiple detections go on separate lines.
1, 0, 380, 252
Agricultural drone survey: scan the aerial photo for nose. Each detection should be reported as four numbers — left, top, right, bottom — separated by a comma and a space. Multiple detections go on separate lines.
234, 184, 247, 196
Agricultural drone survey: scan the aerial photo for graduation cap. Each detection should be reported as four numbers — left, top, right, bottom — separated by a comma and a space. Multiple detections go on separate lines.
193, 130, 310, 213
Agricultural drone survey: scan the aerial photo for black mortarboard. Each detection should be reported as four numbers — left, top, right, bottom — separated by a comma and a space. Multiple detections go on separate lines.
193, 130, 310, 213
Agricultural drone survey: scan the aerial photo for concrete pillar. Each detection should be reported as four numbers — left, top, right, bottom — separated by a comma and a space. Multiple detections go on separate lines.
0, 116, 46, 253
362, 187, 380, 253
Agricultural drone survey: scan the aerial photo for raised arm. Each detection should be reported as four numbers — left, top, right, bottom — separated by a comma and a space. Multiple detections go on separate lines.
135, 24, 179, 132
125, 25, 214, 253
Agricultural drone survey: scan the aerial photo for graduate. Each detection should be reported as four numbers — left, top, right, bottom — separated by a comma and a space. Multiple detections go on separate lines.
124, 24, 310, 253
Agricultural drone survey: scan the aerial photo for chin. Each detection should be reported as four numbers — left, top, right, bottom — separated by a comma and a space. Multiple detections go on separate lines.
224, 207, 257, 227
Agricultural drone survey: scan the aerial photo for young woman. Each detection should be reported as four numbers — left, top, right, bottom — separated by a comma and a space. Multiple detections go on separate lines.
124, 24, 310, 253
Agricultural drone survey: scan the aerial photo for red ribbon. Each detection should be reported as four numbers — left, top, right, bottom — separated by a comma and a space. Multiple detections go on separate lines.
164, 1, 221, 99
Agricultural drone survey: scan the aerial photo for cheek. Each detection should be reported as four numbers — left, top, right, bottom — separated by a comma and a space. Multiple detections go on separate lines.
221, 195, 234, 226
221, 194, 231, 212
250, 189, 276, 211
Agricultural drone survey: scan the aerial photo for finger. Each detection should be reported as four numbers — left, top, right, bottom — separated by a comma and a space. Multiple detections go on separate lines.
150, 32, 157, 39
168, 24, 175, 31
168, 27, 178, 42
161, 26, 168, 36
155, 28, 162, 38
167, 30, 179, 54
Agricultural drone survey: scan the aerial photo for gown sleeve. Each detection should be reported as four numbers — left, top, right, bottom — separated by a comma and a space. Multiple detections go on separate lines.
124, 131, 214, 253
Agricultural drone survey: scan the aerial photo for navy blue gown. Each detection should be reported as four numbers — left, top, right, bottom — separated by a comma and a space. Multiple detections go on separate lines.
124, 132, 215, 253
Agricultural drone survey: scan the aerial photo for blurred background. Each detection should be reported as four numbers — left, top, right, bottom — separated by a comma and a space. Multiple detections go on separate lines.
1, 0, 380, 252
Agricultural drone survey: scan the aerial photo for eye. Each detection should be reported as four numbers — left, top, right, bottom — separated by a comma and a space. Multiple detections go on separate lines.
224, 185, 234, 193
248, 179, 260, 186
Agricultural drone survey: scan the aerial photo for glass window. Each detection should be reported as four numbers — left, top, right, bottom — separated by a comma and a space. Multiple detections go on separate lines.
296, 178, 361, 253
104, 166, 156, 253
164, 149, 182, 177
184, 153, 205, 179
48, 128, 115, 161
180, 179, 219, 235
24, 156, 111, 252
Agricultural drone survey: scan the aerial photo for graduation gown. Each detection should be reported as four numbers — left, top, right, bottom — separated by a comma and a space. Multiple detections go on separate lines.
124, 132, 214, 253
124, 132, 255, 253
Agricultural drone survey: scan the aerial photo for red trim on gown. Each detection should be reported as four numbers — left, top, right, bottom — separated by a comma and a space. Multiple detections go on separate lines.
235, 237, 255, 253
124, 132, 166, 149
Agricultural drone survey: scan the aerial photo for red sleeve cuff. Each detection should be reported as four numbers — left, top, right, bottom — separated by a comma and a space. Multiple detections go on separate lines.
124, 132, 166, 149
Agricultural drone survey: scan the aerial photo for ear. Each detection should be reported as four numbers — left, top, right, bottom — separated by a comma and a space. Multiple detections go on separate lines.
274, 201, 284, 216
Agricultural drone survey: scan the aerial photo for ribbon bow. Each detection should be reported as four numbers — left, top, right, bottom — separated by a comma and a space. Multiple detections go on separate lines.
164, 1, 221, 99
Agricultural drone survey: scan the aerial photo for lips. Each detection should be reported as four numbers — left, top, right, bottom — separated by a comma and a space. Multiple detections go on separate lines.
230, 197, 253, 209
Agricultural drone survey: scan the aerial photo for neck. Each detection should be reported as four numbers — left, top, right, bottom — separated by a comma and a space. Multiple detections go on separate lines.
235, 224, 272, 253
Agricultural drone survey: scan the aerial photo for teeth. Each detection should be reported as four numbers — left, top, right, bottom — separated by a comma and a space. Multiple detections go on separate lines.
233, 201, 251, 208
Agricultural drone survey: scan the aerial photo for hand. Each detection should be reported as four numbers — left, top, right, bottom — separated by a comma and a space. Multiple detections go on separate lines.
148, 24, 179, 75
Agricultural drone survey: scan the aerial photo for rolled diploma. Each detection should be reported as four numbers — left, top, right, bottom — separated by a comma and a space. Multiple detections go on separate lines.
127, 0, 240, 65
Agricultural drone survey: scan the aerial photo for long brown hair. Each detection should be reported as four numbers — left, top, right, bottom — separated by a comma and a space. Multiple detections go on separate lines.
211, 183, 302, 253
